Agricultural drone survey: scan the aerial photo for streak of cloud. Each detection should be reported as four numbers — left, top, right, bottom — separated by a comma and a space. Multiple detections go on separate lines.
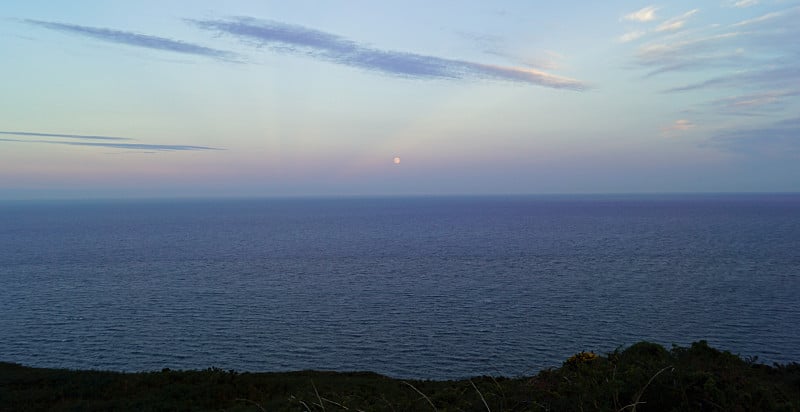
618, 9, 699, 43
0, 138, 222, 151
25, 19, 238, 61
655, 9, 699, 32
707, 89, 800, 114
0, 130, 132, 141
732, 9, 792, 26
664, 66, 800, 92
623, 6, 659, 22
619, 31, 647, 43
732, 0, 759, 8
636, 32, 743, 68
662, 119, 695, 135
629, 5, 799, 81
189, 17, 587, 90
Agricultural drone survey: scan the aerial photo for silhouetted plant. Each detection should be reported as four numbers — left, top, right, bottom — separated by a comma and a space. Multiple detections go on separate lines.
1, 341, 798, 411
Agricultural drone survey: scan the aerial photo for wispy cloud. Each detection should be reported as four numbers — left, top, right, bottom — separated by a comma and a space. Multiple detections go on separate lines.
618, 9, 700, 44
623, 6, 659, 22
520, 53, 563, 71
634, 31, 752, 78
189, 17, 587, 90
636, 32, 742, 67
25, 19, 238, 61
655, 9, 699, 32
0, 131, 131, 141
707, 89, 800, 114
732, 9, 791, 26
628, 5, 800, 83
662, 119, 695, 135
0, 131, 222, 152
619, 30, 647, 43
731, 0, 759, 8
664, 66, 800, 92
0, 138, 221, 151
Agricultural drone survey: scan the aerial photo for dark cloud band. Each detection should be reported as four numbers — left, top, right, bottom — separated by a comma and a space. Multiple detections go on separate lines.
0, 131, 132, 141
0, 136, 221, 152
0, 137, 220, 151
0, 132, 224, 152
190, 17, 586, 90
25, 19, 238, 61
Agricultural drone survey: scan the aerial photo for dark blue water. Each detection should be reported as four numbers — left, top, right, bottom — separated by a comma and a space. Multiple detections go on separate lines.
1, 194, 798, 379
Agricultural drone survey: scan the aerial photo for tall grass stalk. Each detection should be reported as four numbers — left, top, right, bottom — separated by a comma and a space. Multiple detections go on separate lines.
470, 379, 491, 412
402, 381, 437, 411
618, 365, 673, 412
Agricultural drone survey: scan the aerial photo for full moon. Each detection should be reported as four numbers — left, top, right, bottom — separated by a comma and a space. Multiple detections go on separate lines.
393, 156, 401, 165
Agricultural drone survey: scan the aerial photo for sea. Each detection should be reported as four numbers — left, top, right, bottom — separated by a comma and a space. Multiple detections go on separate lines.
1, 194, 798, 379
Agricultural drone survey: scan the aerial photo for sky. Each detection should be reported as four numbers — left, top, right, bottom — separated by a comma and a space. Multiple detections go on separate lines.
1, 0, 799, 199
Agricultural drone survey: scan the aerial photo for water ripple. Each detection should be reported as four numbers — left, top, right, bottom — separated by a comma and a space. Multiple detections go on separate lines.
1, 195, 799, 379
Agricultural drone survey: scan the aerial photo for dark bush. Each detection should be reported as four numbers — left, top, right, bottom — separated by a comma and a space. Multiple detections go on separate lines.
1, 341, 798, 411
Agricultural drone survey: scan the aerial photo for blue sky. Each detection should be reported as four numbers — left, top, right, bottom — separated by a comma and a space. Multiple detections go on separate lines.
1, 0, 798, 198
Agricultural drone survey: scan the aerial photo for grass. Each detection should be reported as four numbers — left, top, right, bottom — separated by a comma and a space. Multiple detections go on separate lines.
1, 341, 798, 411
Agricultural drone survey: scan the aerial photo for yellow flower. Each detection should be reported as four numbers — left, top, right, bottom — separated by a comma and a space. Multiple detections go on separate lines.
565, 351, 599, 367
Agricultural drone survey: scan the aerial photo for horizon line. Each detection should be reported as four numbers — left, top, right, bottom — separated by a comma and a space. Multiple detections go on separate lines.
0, 191, 798, 203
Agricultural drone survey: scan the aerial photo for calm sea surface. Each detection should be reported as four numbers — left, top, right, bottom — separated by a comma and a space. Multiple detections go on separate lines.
1, 194, 798, 379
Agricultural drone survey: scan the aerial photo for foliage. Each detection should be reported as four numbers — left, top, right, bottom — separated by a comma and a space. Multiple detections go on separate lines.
1, 341, 798, 411
564, 351, 599, 368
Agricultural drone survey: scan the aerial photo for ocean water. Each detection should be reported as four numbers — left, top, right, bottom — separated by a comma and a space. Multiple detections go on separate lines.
0, 194, 798, 379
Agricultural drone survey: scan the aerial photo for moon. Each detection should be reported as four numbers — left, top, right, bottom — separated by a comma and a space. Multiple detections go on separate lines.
393, 156, 401, 165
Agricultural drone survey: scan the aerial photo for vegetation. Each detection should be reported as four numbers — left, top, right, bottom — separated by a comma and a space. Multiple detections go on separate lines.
2, 341, 798, 411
